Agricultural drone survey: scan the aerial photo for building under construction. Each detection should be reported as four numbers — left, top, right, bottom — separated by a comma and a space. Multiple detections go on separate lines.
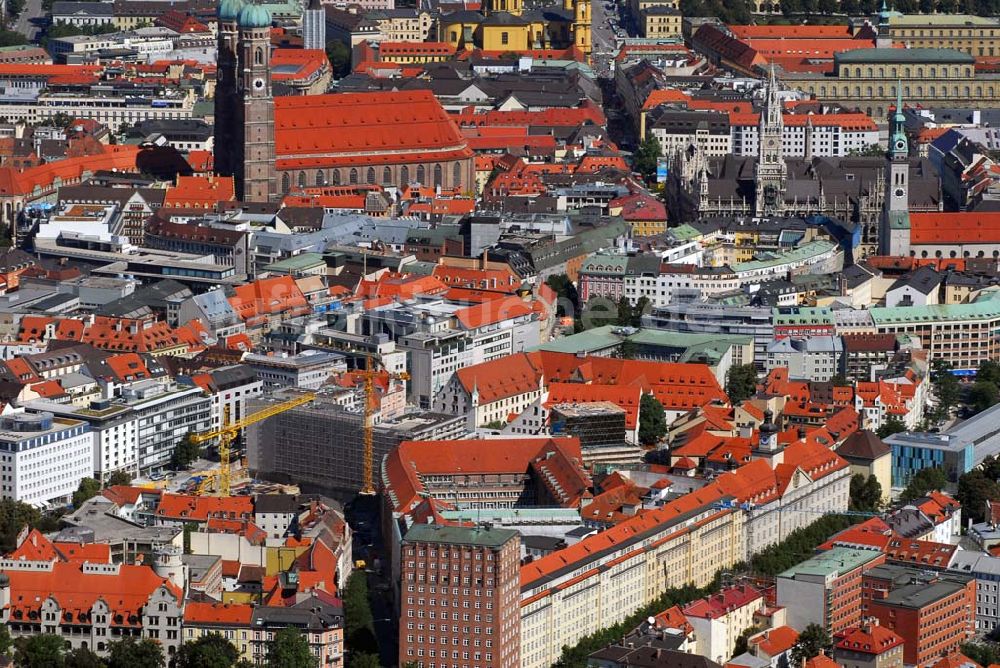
246, 391, 466, 499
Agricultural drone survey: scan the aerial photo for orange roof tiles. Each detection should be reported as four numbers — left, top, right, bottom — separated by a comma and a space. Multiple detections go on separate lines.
729, 24, 855, 39
803, 655, 840, 668
383, 437, 588, 514
0, 145, 140, 197
155, 493, 253, 522
454, 296, 534, 329
183, 601, 253, 625
230, 275, 309, 322
274, 91, 471, 170
752, 626, 799, 656
163, 175, 235, 209
4, 561, 178, 626
910, 211, 1000, 245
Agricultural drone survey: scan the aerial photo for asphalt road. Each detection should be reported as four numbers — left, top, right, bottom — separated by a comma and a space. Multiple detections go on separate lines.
12, 0, 44, 42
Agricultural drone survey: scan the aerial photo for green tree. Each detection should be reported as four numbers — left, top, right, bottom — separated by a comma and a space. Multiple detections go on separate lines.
957, 470, 1000, 524
615, 296, 633, 327
65, 647, 106, 668
931, 360, 960, 422
790, 624, 832, 665
0, 622, 11, 657
265, 627, 316, 668
982, 454, 1000, 482
72, 477, 101, 508
632, 136, 662, 182
175, 633, 239, 668
614, 339, 638, 360
106, 637, 164, 668
876, 415, 906, 439
579, 297, 617, 330
545, 274, 579, 318
639, 393, 667, 446
325, 40, 351, 79
0, 31, 27, 47
170, 433, 202, 470
725, 364, 758, 404
849, 473, 882, 512
630, 296, 650, 328
105, 469, 133, 487
349, 654, 381, 668
15, 634, 66, 668
0, 498, 41, 553
344, 572, 377, 656
961, 642, 1000, 667
733, 626, 760, 656
899, 466, 949, 502
970, 380, 1000, 414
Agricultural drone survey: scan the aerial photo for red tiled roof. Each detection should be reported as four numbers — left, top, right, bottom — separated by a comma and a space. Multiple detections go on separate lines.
274, 91, 471, 170
163, 175, 235, 209
729, 24, 855, 39
155, 493, 253, 522
183, 601, 253, 625
546, 383, 641, 429
3, 561, 179, 626
835, 623, 903, 655
683, 584, 763, 619
752, 625, 799, 656
910, 211, 1000, 245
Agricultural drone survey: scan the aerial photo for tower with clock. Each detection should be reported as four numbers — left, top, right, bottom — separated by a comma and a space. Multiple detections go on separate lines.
880, 87, 911, 256
754, 64, 787, 217
233, 1, 277, 202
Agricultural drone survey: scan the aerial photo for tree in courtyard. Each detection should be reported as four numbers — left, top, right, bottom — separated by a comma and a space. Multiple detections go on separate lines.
790, 624, 832, 665
106, 637, 163, 668
105, 469, 133, 487
849, 473, 882, 512
16, 634, 67, 668
725, 364, 758, 404
876, 415, 906, 439
65, 647, 105, 668
632, 136, 662, 182
970, 380, 1000, 415
899, 467, 949, 503
639, 393, 667, 446
175, 633, 239, 668
265, 627, 316, 668
170, 432, 202, 470
72, 477, 101, 508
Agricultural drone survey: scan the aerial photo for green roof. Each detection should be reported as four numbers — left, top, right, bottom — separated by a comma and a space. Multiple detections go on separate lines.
731, 240, 837, 274
263, 252, 325, 272
835, 47, 974, 64
403, 524, 518, 548
890, 13, 998, 25
670, 223, 701, 241
535, 325, 751, 359
779, 547, 883, 579
871, 288, 1000, 325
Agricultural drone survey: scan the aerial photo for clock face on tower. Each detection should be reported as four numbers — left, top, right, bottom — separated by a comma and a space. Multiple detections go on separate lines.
895, 139, 906, 152
894, 187, 905, 198
253, 78, 265, 91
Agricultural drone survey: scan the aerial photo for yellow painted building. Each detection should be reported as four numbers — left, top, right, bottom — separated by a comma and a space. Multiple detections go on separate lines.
438, 0, 590, 57
640, 6, 681, 39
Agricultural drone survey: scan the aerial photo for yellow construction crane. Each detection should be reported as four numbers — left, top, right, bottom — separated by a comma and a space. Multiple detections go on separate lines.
359, 354, 409, 495
189, 391, 317, 496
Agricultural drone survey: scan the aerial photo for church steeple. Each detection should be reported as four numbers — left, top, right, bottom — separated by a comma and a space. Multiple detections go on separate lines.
236, 1, 277, 202
754, 63, 787, 217
880, 85, 911, 256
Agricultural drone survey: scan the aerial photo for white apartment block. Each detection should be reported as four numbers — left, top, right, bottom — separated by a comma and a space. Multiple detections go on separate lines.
519, 500, 744, 668
730, 116, 880, 157
764, 335, 844, 382
0, 411, 92, 507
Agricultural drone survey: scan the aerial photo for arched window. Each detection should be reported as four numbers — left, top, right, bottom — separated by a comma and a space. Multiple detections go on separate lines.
383, 167, 392, 184
255, 48, 264, 65
332, 170, 341, 185
453, 163, 462, 186
282, 173, 291, 192
298, 171, 306, 188
928, 85, 936, 97
866, 86, 873, 98
417, 165, 426, 183
877, 86, 884, 96
921, 250, 928, 258
819, 86, 827, 96
316, 171, 325, 186
917, 67, 924, 78
401, 165, 410, 185
433, 164, 443, 186
349, 168, 358, 184
367, 167, 376, 184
